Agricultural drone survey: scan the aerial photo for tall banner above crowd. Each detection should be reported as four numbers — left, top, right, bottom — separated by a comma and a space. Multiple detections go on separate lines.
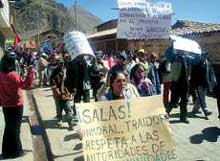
77, 96, 177, 161
64, 31, 95, 61
117, 0, 173, 40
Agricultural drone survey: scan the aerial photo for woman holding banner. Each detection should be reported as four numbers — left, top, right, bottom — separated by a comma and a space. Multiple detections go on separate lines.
97, 71, 139, 101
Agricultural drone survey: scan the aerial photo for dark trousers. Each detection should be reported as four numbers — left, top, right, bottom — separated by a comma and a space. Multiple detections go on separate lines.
73, 90, 90, 117
215, 84, 220, 118
166, 82, 188, 120
74, 89, 90, 103
2, 106, 23, 158
56, 100, 73, 123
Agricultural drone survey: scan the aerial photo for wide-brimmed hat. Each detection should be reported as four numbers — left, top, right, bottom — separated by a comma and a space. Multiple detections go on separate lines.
137, 49, 145, 54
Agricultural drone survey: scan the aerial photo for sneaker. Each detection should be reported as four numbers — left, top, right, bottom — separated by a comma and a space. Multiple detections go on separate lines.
57, 120, 62, 127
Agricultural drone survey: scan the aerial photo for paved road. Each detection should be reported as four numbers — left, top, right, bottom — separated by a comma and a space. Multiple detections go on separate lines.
169, 96, 220, 161
32, 87, 220, 161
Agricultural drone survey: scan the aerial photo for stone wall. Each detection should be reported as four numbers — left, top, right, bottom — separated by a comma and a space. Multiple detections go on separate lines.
127, 39, 169, 57
184, 32, 220, 65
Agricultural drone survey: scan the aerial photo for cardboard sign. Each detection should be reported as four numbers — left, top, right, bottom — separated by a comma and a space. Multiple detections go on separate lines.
117, 0, 172, 40
170, 35, 202, 54
64, 31, 95, 61
77, 96, 176, 161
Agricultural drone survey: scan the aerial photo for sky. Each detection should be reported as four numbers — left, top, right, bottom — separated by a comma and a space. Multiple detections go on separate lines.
56, 0, 220, 24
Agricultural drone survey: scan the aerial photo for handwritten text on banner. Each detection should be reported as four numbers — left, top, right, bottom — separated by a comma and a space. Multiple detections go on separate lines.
78, 96, 176, 161
117, 0, 173, 40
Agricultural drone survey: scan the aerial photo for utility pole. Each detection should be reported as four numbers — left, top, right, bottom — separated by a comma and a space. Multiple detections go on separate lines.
37, 10, 40, 50
74, 0, 78, 31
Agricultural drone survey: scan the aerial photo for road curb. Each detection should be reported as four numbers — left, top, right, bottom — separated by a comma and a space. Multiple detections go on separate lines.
27, 90, 53, 161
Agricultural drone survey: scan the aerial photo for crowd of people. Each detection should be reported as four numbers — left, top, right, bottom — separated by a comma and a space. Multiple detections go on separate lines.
0, 43, 220, 159
35, 45, 220, 125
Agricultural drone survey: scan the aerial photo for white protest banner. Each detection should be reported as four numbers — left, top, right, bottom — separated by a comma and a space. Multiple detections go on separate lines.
170, 35, 202, 54
64, 31, 95, 61
77, 96, 176, 161
117, 0, 173, 40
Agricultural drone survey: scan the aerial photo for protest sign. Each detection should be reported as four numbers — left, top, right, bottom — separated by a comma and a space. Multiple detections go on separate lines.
77, 96, 176, 161
170, 35, 202, 54
64, 31, 95, 61
117, 0, 173, 40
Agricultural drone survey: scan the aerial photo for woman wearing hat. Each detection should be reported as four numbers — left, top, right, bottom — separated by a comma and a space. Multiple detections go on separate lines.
0, 52, 35, 158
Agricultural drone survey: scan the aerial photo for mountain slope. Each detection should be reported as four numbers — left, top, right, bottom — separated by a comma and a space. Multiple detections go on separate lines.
68, 5, 103, 34
13, 0, 102, 35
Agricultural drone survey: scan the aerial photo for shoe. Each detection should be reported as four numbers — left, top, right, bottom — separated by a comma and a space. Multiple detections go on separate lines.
68, 121, 76, 130
173, 104, 178, 108
57, 120, 62, 127
180, 118, 190, 124
205, 111, 212, 116
72, 115, 78, 122
2, 151, 26, 159
191, 110, 201, 114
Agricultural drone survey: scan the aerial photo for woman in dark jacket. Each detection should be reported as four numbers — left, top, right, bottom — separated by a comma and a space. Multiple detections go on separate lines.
0, 52, 34, 159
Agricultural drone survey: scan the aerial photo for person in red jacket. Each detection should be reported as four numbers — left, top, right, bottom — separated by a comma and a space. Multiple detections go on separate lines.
0, 52, 34, 159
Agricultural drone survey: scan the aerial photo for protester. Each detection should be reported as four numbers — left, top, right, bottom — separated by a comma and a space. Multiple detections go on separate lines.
213, 65, 220, 119
126, 50, 137, 75
66, 56, 91, 103
158, 58, 172, 109
190, 52, 213, 118
136, 49, 149, 74
130, 63, 154, 96
98, 71, 139, 101
148, 52, 161, 95
0, 52, 35, 159
50, 58, 75, 130
104, 52, 116, 69
90, 52, 109, 101
47, 51, 58, 85
107, 51, 129, 85
38, 53, 48, 87
166, 56, 190, 123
